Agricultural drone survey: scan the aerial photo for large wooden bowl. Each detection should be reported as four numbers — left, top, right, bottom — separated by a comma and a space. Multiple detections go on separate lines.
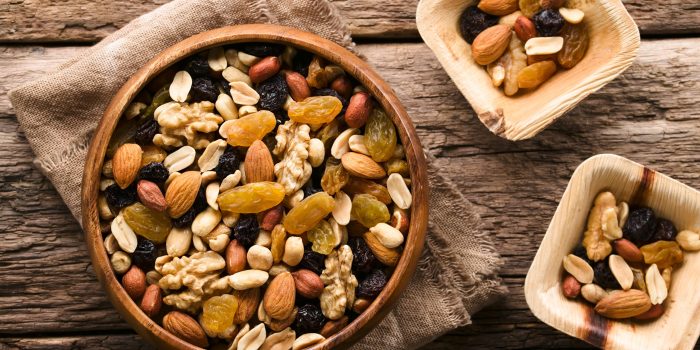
416, 0, 640, 140
81, 24, 428, 349
525, 154, 700, 349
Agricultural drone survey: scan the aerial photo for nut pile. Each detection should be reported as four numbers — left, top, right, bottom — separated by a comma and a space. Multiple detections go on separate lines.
459, 0, 589, 95
561, 191, 698, 320
99, 42, 413, 349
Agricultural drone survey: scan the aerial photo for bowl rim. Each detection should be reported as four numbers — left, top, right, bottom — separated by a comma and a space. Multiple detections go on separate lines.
81, 24, 429, 350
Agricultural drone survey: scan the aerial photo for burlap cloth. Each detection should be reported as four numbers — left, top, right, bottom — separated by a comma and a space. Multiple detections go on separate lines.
8, 0, 507, 348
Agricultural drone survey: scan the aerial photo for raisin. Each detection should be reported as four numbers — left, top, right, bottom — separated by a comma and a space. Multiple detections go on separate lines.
190, 77, 219, 102
172, 207, 196, 228
517, 61, 557, 89
572, 245, 593, 265
519, 0, 542, 18
533, 9, 565, 36
558, 23, 589, 69
652, 219, 678, 241
225, 111, 277, 147
123, 202, 172, 243
351, 194, 390, 228
217, 182, 286, 213
132, 238, 157, 271
134, 118, 159, 146
292, 50, 314, 76
138, 162, 169, 184
201, 294, 238, 335
237, 43, 285, 57
104, 184, 137, 210
283, 192, 335, 235
357, 269, 388, 299
364, 109, 397, 163
313, 88, 348, 114
303, 181, 322, 198
623, 207, 656, 246
233, 214, 259, 248
320, 158, 349, 195
215, 150, 241, 180
295, 304, 326, 334
349, 237, 376, 274
185, 55, 210, 77
459, 6, 499, 44
193, 185, 208, 213
257, 75, 288, 111
307, 220, 335, 255
640, 241, 683, 269
299, 248, 325, 275
593, 260, 620, 290
273, 109, 289, 130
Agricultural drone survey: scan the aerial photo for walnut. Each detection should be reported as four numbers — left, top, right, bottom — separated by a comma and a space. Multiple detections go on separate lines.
582, 192, 618, 261
319, 245, 358, 320
153, 101, 224, 150
156, 251, 230, 312
273, 121, 312, 195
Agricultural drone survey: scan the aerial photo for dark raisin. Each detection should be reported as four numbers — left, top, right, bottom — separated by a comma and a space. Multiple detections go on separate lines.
349, 237, 376, 274
138, 162, 169, 184
193, 185, 208, 213
104, 184, 137, 210
215, 150, 241, 180
190, 77, 219, 102
652, 218, 678, 241
132, 238, 157, 271
299, 248, 325, 275
357, 269, 388, 299
185, 56, 210, 77
233, 214, 259, 248
459, 6, 499, 44
310, 162, 325, 189
273, 109, 289, 129
173, 207, 196, 228
303, 181, 322, 198
257, 75, 288, 111
292, 50, 314, 76
134, 118, 159, 146
237, 43, 285, 57
533, 9, 565, 37
593, 260, 620, 289
295, 304, 326, 334
623, 207, 656, 246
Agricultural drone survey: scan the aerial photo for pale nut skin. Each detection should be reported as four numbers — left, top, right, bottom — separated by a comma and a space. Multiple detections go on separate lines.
247, 245, 274, 271
229, 270, 269, 290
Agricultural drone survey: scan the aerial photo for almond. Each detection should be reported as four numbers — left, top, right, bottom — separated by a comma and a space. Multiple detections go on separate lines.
285, 71, 311, 101
613, 239, 643, 263
226, 239, 247, 275
344, 92, 373, 128
263, 272, 296, 320
245, 140, 274, 183
140, 284, 162, 317
122, 265, 146, 300
249, 56, 282, 84
478, 0, 518, 16
261, 205, 284, 231
561, 275, 581, 298
341, 152, 386, 179
320, 316, 349, 338
363, 231, 400, 266
514, 16, 536, 42
594, 289, 651, 319
112, 143, 142, 189
471, 24, 512, 65
233, 288, 261, 324
137, 180, 167, 212
163, 311, 209, 348
352, 298, 371, 314
330, 75, 353, 99
165, 171, 201, 218
291, 269, 324, 299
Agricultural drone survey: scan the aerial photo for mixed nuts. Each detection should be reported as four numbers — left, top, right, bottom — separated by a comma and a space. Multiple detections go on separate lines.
460, 0, 589, 95
100, 42, 413, 349
561, 191, 698, 321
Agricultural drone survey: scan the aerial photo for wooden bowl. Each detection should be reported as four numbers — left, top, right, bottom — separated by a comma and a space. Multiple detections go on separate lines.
524, 154, 700, 349
416, 0, 640, 140
81, 24, 428, 349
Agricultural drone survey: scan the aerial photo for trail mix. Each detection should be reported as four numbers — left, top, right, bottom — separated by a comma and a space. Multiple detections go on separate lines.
561, 191, 700, 320
459, 0, 589, 95
99, 42, 413, 349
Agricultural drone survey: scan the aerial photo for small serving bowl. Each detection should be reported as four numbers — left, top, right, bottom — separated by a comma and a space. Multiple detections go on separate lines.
524, 154, 700, 349
81, 24, 428, 349
416, 0, 640, 140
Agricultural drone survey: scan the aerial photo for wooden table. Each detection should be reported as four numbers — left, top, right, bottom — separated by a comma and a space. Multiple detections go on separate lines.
0, 1, 698, 348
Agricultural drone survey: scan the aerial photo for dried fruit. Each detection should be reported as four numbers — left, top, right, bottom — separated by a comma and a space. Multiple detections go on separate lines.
640, 240, 683, 269
215, 148, 241, 180
594, 260, 621, 289
132, 238, 158, 271
233, 214, 260, 248
288, 96, 343, 124
532, 8, 564, 36
104, 183, 137, 210
299, 248, 326, 275
364, 109, 397, 163
138, 162, 169, 184
348, 237, 376, 274
557, 23, 589, 68
217, 182, 285, 213
594, 289, 651, 319
258, 74, 289, 111
295, 304, 325, 335
357, 269, 388, 299
134, 118, 159, 146
343, 177, 391, 205
190, 77, 218, 102
200, 294, 238, 336
351, 194, 390, 228
459, 6, 500, 44
519, 0, 541, 18
320, 159, 350, 195
185, 56, 210, 77
226, 111, 277, 147
123, 203, 172, 243
308, 220, 337, 255
283, 192, 335, 235
652, 218, 678, 241
517, 61, 557, 89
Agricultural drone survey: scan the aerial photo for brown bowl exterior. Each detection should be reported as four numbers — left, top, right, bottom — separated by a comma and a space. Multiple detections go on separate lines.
81, 24, 428, 350
524, 154, 700, 349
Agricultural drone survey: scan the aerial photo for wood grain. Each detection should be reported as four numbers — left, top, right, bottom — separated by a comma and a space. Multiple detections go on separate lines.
1, 38, 699, 349
0, 0, 698, 43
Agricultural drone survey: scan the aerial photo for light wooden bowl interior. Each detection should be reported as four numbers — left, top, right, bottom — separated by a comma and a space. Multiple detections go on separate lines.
416, 0, 640, 140
81, 24, 428, 350
525, 154, 700, 349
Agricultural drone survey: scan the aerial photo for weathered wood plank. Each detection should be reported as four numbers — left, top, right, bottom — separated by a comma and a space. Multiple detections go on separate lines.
0, 335, 152, 350
0, 38, 698, 349
0, 0, 698, 43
